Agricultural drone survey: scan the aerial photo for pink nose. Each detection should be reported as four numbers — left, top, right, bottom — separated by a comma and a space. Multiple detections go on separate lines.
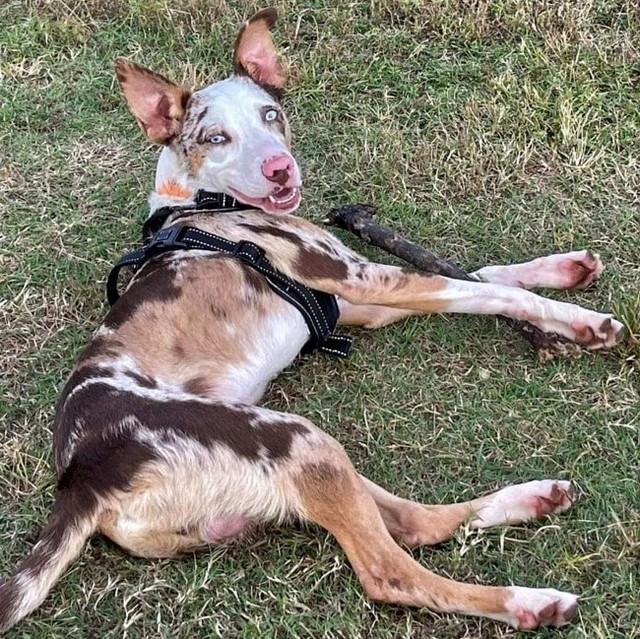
261, 154, 294, 186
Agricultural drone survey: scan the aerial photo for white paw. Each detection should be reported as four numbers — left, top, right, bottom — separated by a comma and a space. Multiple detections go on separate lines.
539, 249, 603, 290
533, 310, 624, 350
502, 586, 579, 629
472, 249, 604, 290
569, 314, 625, 350
470, 480, 575, 529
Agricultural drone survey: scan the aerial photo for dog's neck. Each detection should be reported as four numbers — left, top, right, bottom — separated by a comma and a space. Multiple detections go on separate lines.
148, 146, 197, 214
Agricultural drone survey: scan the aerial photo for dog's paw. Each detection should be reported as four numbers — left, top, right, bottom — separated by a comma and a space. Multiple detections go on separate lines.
503, 587, 579, 629
474, 249, 604, 290
531, 310, 624, 350
569, 315, 625, 350
554, 249, 603, 289
470, 480, 575, 529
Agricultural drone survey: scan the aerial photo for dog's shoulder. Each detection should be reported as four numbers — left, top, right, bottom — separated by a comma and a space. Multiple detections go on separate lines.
174, 210, 364, 282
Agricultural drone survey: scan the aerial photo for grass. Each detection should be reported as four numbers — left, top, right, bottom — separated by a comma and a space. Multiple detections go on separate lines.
0, 0, 638, 637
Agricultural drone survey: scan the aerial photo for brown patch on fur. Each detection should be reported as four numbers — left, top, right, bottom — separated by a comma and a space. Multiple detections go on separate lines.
239, 221, 302, 245
125, 371, 157, 389
388, 577, 402, 590
208, 302, 229, 320
242, 266, 271, 295
57, 419, 159, 501
54, 363, 114, 422
157, 180, 192, 199
53, 364, 114, 472
172, 343, 186, 358
186, 147, 205, 176
296, 246, 349, 281
316, 240, 335, 254
77, 336, 123, 364
195, 106, 209, 125
104, 256, 182, 329
237, 221, 348, 280
56, 382, 310, 467
184, 376, 210, 396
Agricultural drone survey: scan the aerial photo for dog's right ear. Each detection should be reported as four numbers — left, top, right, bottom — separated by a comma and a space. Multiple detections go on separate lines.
115, 58, 191, 144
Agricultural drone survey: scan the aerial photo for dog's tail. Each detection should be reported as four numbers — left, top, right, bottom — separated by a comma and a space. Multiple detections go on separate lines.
0, 488, 100, 634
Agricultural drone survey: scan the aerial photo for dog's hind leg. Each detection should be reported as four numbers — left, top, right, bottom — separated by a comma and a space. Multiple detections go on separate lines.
292, 447, 578, 629
359, 476, 575, 548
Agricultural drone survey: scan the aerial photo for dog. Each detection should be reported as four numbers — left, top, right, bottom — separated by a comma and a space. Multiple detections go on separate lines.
0, 8, 625, 633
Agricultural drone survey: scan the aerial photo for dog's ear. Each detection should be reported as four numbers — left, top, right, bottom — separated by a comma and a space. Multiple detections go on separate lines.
115, 58, 191, 144
233, 8, 285, 89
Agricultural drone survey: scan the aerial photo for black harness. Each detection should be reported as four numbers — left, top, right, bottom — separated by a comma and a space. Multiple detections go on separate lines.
107, 191, 352, 358
141, 189, 256, 240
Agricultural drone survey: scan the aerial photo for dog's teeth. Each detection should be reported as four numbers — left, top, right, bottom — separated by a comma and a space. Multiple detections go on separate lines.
269, 188, 298, 205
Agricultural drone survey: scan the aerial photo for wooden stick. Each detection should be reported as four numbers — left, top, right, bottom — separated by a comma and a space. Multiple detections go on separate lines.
326, 203, 582, 361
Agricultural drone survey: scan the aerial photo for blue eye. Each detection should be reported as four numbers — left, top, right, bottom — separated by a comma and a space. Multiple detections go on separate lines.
265, 109, 278, 122
210, 134, 226, 144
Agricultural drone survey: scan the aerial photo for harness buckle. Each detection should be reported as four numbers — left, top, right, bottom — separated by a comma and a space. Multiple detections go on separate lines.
145, 226, 187, 258
232, 240, 265, 265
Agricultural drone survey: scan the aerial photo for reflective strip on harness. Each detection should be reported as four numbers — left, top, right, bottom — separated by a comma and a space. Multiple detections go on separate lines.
141, 189, 256, 239
107, 225, 352, 358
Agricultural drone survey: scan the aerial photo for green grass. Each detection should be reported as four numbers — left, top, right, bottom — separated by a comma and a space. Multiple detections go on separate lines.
1, 0, 638, 637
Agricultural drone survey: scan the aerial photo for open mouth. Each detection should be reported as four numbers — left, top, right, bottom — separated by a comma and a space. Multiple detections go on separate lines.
230, 186, 302, 214
268, 187, 299, 206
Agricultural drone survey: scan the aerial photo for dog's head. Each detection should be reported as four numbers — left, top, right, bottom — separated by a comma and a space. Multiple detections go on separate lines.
116, 8, 302, 215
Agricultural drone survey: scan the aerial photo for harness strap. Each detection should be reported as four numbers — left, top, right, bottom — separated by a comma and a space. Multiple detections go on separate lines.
107, 225, 352, 358
142, 189, 255, 240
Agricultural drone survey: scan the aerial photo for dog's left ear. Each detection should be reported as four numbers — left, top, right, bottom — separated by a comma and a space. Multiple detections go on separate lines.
115, 58, 191, 144
233, 8, 285, 89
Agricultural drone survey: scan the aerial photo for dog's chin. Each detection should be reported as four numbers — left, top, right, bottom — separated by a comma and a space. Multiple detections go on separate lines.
229, 186, 302, 216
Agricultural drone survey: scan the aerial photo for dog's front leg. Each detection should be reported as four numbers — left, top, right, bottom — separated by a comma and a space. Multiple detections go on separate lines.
303, 262, 623, 349
337, 249, 604, 329
337, 300, 417, 328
